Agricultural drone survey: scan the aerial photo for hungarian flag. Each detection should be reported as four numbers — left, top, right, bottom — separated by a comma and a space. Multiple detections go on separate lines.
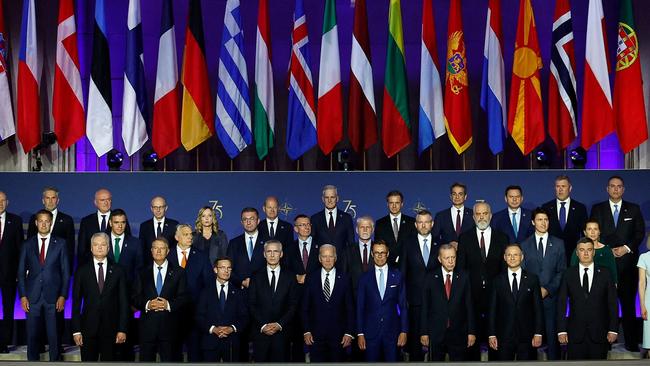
508, 0, 544, 155
347, 0, 377, 152
254, 0, 275, 160
0, 0, 15, 142
613, 0, 648, 153
17, 0, 41, 153
580, 0, 614, 150
444, 0, 472, 154
382, 0, 410, 158
548, 0, 577, 150
317, 0, 343, 155
180, 0, 214, 151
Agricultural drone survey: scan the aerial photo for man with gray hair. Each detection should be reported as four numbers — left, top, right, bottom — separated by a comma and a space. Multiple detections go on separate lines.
311, 185, 354, 252
342, 216, 375, 297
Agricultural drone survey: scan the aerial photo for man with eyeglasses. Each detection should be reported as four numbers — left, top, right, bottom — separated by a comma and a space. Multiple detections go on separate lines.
139, 196, 179, 252
259, 196, 293, 250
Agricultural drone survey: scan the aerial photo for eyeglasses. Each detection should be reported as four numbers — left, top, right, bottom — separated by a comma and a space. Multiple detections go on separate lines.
151, 205, 166, 210
216, 266, 232, 271
295, 223, 312, 227
372, 251, 388, 257
241, 217, 257, 222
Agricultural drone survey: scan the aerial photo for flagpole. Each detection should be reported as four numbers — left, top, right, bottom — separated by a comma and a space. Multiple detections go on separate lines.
429, 148, 433, 171
562, 149, 567, 170
329, 153, 333, 171
529, 153, 533, 170
597, 142, 601, 169
263, 159, 267, 172
196, 149, 199, 171
163, 157, 167, 172
130, 156, 134, 172
363, 152, 367, 171
496, 153, 500, 170
396, 153, 400, 171
297, 159, 301, 171
462, 153, 466, 171
96, 156, 100, 171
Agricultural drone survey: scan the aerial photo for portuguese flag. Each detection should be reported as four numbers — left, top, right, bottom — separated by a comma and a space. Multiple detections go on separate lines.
613, 0, 648, 153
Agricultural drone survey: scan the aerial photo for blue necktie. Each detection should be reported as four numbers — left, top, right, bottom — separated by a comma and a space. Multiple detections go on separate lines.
559, 202, 567, 230
248, 236, 254, 260
422, 238, 430, 264
511, 212, 518, 238
219, 284, 226, 311
613, 204, 620, 228
378, 268, 385, 299
156, 266, 163, 296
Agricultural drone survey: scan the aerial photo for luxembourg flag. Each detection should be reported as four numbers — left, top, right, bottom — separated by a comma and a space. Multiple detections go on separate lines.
17, 0, 41, 153
480, 0, 506, 155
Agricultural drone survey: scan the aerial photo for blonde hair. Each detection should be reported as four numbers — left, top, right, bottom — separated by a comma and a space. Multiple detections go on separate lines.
195, 206, 219, 233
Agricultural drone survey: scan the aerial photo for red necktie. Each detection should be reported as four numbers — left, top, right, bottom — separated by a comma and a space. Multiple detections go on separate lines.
455, 209, 461, 236
39, 238, 46, 265
302, 242, 309, 270
445, 273, 451, 299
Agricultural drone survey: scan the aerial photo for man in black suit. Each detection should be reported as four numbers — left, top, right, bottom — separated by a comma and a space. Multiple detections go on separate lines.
400, 209, 438, 361
259, 196, 293, 248
457, 202, 508, 360
492, 185, 534, 244
374, 190, 416, 265
432, 183, 474, 247
0, 191, 24, 353
139, 196, 179, 252
72, 232, 129, 361
420, 244, 475, 361
302, 244, 355, 362
342, 216, 374, 297
590, 175, 645, 352
132, 238, 189, 362
557, 238, 618, 359
311, 185, 355, 252
542, 175, 588, 263
488, 243, 544, 360
227, 207, 266, 289
196, 256, 249, 362
248, 240, 299, 362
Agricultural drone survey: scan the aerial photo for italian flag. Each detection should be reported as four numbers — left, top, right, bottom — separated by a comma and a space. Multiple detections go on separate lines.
254, 0, 275, 160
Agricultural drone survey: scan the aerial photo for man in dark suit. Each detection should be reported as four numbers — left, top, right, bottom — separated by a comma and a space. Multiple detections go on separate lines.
72, 232, 129, 361
457, 202, 508, 360
311, 185, 355, 252
488, 243, 544, 360
196, 256, 249, 362
227, 207, 266, 289
341, 216, 374, 298
374, 190, 416, 265
356, 240, 408, 361
139, 196, 179, 252
590, 175, 645, 352
17, 209, 70, 361
259, 196, 293, 248
0, 191, 24, 353
492, 185, 534, 244
132, 237, 189, 362
432, 182, 474, 246
557, 238, 618, 359
248, 240, 300, 362
541, 175, 588, 263
302, 244, 355, 362
520, 207, 566, 360
400, 209, 438, 361
420, 244, 475, 361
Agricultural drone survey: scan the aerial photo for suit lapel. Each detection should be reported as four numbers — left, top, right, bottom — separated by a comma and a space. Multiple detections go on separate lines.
44, 237, 58, 265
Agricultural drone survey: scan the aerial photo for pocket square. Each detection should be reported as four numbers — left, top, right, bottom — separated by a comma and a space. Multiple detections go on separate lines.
624, 218, 632, 221
390, 284, 398, 288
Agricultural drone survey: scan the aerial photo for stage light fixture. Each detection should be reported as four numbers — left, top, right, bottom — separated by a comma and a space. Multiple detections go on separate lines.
31, 132, 58, 171
535, 150, 550, 168
142, 151, 158, 171
107, 149, 124, 171
569, 147, 587, 169
336, 149, 352, 171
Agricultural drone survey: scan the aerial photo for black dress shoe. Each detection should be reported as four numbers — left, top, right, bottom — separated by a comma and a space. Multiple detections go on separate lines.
625, 344, 640, 353
0, 346, 9, 354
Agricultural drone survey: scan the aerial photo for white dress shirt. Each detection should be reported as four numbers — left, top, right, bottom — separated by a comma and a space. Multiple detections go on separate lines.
534, 232, 549, 257
556, 198, 571, 222
476, 226, 493, 254
326, 208, 338, 227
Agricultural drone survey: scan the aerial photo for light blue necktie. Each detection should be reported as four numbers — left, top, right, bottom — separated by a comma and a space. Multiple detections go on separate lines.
422, 238, 430, 264
248, 236, 254, 260
511, 212, 518, 238
378, 268, 385, 299
156, 266, 163, 296
613, 204, 620, 228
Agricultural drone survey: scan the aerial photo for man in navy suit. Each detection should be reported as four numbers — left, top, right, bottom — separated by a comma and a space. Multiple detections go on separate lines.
302, 244, 355, 362
0, 191, 24, 353
18, 209, 70, 361
374, 190, 416, 265
521, 207, 566, 360
432, 182, 474, 246
356, 240, 408, 361
258, 196, 293, 248
196, 256, 249, 362
311, 185, 355, 252
227, 207, 266, 289
492, 185, 533, 244
139, 196, 179, 253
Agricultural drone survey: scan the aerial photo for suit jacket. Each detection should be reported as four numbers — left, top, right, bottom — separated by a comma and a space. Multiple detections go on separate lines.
77, 212, 132, 267
259, 219, 294, 248
108, 234, 144, 283
168, 245, 213, 301
341, 242, 371, 296
195, 282, 249, 350
356, 267, 408, 340
492, 208, 534, 244
28, 210, 75, 272
542, 199, 588, 259
192, 230, 229, 265
139, 217, 179, 251
521, 234, 566, 298
248, 267, 299, 334
375, 214, 416, 265
0, 212, 24, 286
488, 270, 544, 344
420, 269, 475, 345
227, 233, 266, 287
311, 209, 355, 251
132, 264, 189, 342
399, 235, 438, 306
590, 200, 645, 267
18, 236, 70, 304
556, 265, 618, 344
302, 269, 355, 341
432, 207, 475, 244
72, 260, 129, 338
285, 239, 320, 276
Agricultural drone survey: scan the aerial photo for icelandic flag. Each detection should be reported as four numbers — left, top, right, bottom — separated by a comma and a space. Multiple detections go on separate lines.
17, 0, 41, 153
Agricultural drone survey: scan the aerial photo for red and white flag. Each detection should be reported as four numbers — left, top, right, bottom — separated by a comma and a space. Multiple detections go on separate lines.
0, 0, 15, 142
17, 0, 41, 152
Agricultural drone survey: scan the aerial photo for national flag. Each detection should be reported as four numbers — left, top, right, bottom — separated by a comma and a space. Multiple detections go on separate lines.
480, 0, 506, 155
286, 0, 317, 160
508, 0, 544, 155
86, 0, 113, 156
152, 0, 180, 158
181, 0, 214, 151
254, 0, 275, 160
17, 0, 41, 153
580, 0, 614, 150
0, 0, 15, 142
122, 0, 148, 156
418, 0, 445, 155
444, 0, 472, 154
317, 0, 343, 155
613, 0, 648, 153
347, 0, 377, 152
548, 0, 578, 150
53, 0, 85, 151
382, 0, 410, 158
215, 0, 252, 159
